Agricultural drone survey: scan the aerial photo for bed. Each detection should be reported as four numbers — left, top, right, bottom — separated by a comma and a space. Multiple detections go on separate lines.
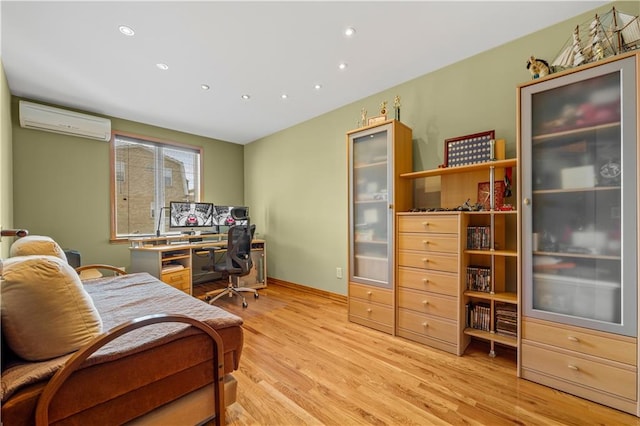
1, 250, 244, 425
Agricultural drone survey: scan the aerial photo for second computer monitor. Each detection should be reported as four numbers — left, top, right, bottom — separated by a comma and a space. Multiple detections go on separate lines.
214, 205, 249, 228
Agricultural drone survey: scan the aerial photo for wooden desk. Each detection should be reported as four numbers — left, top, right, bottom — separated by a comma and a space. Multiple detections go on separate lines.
129, 234, 266, 295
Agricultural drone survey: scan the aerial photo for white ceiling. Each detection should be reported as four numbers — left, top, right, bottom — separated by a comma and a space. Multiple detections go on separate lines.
1, 1, 609, 144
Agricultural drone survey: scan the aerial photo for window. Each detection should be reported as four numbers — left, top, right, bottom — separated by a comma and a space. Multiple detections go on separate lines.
111, 133, 203, 239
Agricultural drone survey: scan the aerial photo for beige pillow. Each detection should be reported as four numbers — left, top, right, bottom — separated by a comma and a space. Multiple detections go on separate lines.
1, 255, 103, 361
9, 235, 68, 262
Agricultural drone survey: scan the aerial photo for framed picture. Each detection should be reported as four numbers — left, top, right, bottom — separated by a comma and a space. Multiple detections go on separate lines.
444, 130, 495, 167
477, 180, 505, 211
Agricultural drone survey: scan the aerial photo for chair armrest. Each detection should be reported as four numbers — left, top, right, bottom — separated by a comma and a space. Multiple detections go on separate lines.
76, 264, 127, 280
0, 229, 28, 238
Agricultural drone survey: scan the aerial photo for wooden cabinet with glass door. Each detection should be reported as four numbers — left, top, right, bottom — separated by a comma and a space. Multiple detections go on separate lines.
347, 120, 413, 334
519, 52, 639, 415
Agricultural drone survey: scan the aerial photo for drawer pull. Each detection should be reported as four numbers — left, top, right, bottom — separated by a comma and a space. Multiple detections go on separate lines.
422, 222, 429, 227
422, 300, 428, 306
422, 258, 429, 263
367, 291, 373, 296
567, 364, 579, 371
422, 240, 429, 245
366, 308, 372, 313
422, 322, 429, 328
422, 278, 429, 284
567, 336, 580, 342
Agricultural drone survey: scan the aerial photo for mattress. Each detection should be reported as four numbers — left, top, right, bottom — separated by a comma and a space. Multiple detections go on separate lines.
1, 272, 244, 425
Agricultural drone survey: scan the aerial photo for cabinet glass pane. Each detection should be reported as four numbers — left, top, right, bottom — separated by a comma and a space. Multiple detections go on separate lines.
351, 129, 389, 285
524, 63, 637, 334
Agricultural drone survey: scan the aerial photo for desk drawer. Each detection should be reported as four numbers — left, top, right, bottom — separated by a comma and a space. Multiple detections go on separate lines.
161, 269, 191, 293
521, 343, 636, 400
398, 267, 458, 297
398, 233, 458, 253
398, 215, 458, 234
398, 251, 458, 273
522, 319, 636, 366
398, 288, 457, 320
397, 309, 457, 344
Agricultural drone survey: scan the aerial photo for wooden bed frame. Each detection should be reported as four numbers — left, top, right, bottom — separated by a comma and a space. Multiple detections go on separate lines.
37, 314, 226, 426
1, 271, 244, 426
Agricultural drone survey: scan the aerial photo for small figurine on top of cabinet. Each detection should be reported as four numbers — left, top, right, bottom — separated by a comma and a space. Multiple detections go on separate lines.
394, 96, 401, 121
526, 56, 550, 79
380, 101, 388, 117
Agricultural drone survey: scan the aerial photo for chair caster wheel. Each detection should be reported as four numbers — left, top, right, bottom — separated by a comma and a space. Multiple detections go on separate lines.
254, 292, 259, 299
242, 301, 248, 308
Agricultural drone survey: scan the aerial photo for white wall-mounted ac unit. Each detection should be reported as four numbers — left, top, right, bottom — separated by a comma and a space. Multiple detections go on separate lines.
19, 100, 112, 142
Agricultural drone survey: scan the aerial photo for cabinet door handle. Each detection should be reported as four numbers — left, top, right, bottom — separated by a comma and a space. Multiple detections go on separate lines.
567, 364, 579, 371
523, 198, 531, 206
567, 336, 579, 342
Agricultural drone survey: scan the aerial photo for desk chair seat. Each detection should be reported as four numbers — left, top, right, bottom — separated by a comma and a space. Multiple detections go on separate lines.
203, 224, 258, 308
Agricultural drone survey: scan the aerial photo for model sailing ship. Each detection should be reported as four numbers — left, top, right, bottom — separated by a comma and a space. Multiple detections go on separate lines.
552, 6, 640, 70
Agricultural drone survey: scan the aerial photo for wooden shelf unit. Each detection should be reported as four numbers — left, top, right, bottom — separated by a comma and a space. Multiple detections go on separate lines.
398, 156, 519, 360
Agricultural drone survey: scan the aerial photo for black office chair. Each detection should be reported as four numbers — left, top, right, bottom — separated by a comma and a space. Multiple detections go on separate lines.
204, 219, 259, 308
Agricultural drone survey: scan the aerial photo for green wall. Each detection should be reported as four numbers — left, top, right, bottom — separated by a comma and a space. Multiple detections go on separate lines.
1, 59, 14, 258
8, 1, 638, 295
244, 1, 639, 295
10, 97, 244, 267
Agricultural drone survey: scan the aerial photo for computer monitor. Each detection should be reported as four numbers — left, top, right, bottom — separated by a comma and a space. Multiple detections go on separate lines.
169, 201, 215, 229
214, 205, 249, 228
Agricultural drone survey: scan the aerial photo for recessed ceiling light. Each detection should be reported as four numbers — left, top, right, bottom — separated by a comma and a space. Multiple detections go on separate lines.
201, 84, 210, 90
156, 63, 169, 71
281, 94, 288, 99
338, 62, 348, 70
314, 84, 322, 90
241, 94, 251, 100
119, 25, 135, 36
345, 27, 356, 37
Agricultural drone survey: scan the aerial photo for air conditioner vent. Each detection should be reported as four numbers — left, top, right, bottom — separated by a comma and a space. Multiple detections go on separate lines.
19, 100, 111, 141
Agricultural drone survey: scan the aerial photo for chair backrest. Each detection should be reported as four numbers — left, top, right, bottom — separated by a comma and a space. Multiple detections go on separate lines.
225, 224, 255, 276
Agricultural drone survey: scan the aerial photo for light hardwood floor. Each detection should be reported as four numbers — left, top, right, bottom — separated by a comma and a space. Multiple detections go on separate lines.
195, 282, 640, 426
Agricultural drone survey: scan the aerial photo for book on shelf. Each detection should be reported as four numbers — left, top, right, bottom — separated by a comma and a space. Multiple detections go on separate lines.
466, 226, 491, 250
468, 302, 491, 332
466, 265, 491, 292
495, 303, 517, 337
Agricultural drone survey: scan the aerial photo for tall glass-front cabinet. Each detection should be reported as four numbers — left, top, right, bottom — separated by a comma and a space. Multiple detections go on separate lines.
347, 120, 413, 334
519, 52, 639, 415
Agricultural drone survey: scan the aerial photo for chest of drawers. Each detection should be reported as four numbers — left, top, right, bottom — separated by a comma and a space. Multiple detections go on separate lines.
396, 213, 464, 354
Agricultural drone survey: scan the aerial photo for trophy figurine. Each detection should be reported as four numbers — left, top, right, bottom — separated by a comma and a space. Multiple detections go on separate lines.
380, 101, 388, 117
360, 108, 367, 127
394, 95, 401, 121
